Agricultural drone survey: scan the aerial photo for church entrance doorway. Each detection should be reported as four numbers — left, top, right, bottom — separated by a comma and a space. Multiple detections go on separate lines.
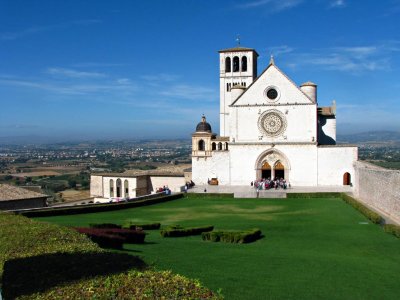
261, 162, 271, 179
343, 172, 351, 185
274, 161, 285, 179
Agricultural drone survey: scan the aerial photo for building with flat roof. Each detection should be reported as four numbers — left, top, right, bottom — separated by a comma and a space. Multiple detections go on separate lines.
0, 184, 49, 210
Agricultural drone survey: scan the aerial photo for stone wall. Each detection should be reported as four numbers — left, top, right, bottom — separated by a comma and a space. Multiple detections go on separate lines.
90, 175, 103, 197
0, 197, 47, 210
354, 161, 400, 224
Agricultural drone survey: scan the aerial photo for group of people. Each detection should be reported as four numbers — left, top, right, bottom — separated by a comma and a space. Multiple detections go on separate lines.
252, 177, 289, 190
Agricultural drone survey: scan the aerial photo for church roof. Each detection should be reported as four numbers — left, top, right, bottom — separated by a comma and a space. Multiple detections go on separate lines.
195, 115, 212, 133
301, 81, 317, 86
0, 184, 48, 202
219, 47, 259, 56
230, 60, 315, 106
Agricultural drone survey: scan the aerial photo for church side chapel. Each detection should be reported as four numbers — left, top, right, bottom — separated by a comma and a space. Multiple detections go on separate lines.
192, 46, 358, 187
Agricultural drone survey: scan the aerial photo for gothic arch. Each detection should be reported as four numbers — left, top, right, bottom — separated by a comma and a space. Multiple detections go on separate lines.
254, 148, 291, 180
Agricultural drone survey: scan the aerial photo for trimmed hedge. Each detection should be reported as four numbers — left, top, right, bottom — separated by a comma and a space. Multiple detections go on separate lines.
0, 212, 221, 299
89, 223, 122, 229
287, 192, 342, 198
202, 228, 262, 244
186, 193, 234, 198
341, 194, 383, 224
74, 227, 125, 249
16, 270, 221, 300
17, 193, 183, 217
161, 225, 214, 237
383, 224, 400, 238
74, 227, 146, 247
123, 222, 161, 230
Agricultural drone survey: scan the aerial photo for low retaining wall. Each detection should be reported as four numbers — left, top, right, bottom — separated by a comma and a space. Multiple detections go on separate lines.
354, 161, 400, 224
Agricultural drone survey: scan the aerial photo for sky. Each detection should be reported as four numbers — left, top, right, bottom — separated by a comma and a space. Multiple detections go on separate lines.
1, 0, 400, 141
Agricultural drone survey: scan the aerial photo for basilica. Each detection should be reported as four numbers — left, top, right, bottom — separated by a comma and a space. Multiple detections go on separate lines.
191, 46, 358, 186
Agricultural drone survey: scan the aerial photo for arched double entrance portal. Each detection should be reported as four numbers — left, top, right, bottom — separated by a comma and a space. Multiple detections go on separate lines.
255, 149, 290, 180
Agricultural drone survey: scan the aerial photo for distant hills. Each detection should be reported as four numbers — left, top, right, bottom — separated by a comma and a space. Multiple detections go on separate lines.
337, 131, 400, 143
1, 130, 400, 146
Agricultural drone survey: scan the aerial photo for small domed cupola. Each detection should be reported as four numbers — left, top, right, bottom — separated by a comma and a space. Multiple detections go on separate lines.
196, 115, 212, 133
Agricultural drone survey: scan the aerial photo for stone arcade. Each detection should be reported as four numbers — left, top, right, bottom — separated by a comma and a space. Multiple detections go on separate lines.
191, 46, 358, 186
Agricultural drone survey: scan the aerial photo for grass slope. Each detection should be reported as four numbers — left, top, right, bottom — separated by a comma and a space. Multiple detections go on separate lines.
36, 195, 400, 300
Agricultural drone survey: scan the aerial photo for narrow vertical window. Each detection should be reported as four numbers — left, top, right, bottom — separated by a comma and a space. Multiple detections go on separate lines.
198, 140, 205, 151
225, 57, 231, 72
242, 56, 247, 72
233, 56, 239, 72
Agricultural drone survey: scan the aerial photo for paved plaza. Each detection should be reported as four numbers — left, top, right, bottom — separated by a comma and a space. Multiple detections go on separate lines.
189, 185, 353, 198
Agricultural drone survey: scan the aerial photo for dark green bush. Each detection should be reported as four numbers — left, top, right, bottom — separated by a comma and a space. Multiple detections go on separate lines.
123, 222, 161, 230
0, 212, 220, 299
161, 225, 214, 237
202, 228, 262, 244
341, 194, 383, 224
89, 223, 122, 229
16, 270, 222, 300
18, 193, 183, 217
383, 224, 400, 238
74, 227, 125, 249
287, 192, 342, 198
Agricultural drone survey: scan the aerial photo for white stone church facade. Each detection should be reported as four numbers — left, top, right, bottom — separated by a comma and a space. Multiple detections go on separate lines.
192, 46, 358, 187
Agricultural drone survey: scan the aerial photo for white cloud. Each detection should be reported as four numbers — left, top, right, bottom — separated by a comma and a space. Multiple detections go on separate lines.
329, 0, 346, 8
267, 45, 294, 57
140, 73, 179, 82
159, 84, 216, 100
0, 19, 101, 41
46, 68, 106, 79
236, 0, 303, 11
287, 44, 396, 73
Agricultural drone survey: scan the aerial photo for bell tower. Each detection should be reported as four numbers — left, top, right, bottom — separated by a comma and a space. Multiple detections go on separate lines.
219, 46, 258, 137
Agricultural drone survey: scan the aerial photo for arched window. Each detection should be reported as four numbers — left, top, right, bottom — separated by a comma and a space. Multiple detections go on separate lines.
233, 56, 239, 72
212, 142, 216, 150
116, 178, 122, 198
124, 180, 129, 197
198, 140, 205, 151
225, 57, 231, 72
218, 142, 222, 150
242, 56, 247, 72
109, 179, 114, 197
225, 142, 228, 150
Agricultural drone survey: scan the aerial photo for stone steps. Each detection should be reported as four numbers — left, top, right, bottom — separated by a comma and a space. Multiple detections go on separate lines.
234, 190, 287, 198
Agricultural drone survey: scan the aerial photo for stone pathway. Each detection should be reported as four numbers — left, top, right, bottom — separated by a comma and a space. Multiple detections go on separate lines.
188, 185, 353, 198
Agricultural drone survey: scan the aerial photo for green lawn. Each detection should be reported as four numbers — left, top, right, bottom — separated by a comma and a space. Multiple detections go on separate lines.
35, 195, 400, 300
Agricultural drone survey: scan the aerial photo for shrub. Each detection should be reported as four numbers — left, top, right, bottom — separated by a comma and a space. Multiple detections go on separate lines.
383, 224, 400, 238
16, 270, 222, 300
287, 193, 342, 198
102, 228, 146, 244
18, 193, 183, 217
89, 223, 122, 229
341, 194, 383, 224
161, 225, 214, 237
202, 228, 262, 244
74, 228, 125, 249
123, 222, 161, 230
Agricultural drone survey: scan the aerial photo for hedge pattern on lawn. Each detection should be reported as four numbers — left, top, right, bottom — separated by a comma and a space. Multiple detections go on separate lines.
0, 212, 221, 299
202, 228, 262, 243
89, 223, 122, 229
123, 222, 161, 230
18, 193, 183, 217
160, 225, 214, 237
287, 192, 342, 198
77, 227, 146, 245
341, 194, 383, 224
383, 224, 400, 238
17, 270, 221, 300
